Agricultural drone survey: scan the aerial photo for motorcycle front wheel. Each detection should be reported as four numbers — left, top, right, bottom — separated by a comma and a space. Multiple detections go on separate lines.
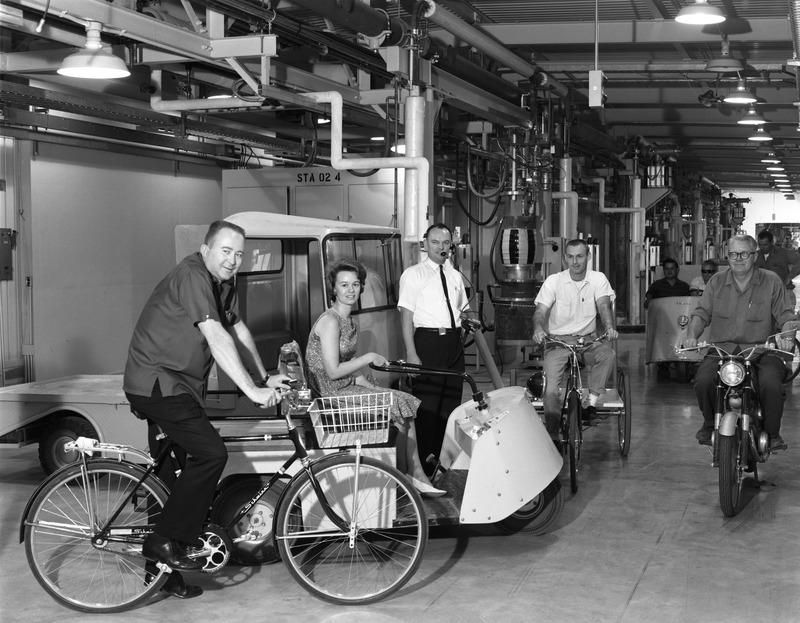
718, 431, 745, 517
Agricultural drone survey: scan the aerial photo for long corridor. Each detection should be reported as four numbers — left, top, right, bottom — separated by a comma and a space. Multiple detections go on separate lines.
2, 333, 800, 623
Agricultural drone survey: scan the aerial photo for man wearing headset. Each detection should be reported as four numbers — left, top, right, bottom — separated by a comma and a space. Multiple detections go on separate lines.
398, 223, 469, 476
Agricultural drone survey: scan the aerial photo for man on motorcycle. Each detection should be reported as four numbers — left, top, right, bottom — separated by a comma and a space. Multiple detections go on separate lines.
532, 238, 618, 435
684, 234, 800, 450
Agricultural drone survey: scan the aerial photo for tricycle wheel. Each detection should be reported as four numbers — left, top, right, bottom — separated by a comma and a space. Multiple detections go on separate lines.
617, 367, 632, 457
495, 479, 563, 535
565, 391, 582, 493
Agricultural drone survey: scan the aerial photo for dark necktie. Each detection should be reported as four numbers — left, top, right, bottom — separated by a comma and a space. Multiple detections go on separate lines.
440, 264, 456, 328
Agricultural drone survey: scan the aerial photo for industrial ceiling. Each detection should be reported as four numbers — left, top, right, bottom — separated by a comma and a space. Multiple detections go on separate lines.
2, 0, 800, 193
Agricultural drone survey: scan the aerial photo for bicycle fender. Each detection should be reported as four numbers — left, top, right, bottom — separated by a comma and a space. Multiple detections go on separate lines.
718, 411, 739, 437
18, 459, 152, 543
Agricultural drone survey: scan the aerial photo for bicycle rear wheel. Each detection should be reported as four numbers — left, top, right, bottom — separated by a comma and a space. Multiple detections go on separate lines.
275, 454, 427, 605
23, 460, 170, 613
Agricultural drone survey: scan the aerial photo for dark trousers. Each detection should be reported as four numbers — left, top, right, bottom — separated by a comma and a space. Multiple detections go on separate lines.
412, 329, 465, 473
693, 352, 787, 436
126, 385, 227, 544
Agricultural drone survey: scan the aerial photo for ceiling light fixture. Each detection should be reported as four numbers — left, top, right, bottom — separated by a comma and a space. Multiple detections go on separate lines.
705, 34, 743, 73
766, 166, 785, 171
675, 0, 726, 25
57, 21, 130, 79
761, 158, 781, 164
737, 105, 766, 125
723, 79, 757, 105
747, 127, 773, 141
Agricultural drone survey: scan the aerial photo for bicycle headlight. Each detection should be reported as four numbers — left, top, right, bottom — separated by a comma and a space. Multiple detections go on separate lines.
719, 361, 745, 386
525, 371, 545, 400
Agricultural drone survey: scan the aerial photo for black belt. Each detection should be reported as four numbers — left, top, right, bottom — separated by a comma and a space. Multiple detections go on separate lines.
415, 327, 461, 335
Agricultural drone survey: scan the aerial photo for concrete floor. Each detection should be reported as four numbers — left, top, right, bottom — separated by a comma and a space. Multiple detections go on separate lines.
3, 334, 800, 623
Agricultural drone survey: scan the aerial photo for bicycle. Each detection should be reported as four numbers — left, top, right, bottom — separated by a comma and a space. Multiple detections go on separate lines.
20, 390, 428, 612
535, 334, 631, 494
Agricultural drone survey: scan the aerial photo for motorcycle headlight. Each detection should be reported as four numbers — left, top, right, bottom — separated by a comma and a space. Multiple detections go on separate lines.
719, 361, 745, 386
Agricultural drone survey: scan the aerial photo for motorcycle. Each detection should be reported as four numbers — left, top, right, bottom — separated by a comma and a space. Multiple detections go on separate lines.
677, 331, 800, 517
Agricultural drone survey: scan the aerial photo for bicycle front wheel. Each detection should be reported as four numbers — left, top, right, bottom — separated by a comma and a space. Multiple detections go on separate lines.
276, 454, 428, 605
23, 460, 170, 613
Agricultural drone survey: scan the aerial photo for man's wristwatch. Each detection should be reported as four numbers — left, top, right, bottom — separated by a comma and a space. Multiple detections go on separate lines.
258, 374, 270, 387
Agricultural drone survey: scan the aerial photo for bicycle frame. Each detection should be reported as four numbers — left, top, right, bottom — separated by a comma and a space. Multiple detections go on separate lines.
19, 410, 357, 547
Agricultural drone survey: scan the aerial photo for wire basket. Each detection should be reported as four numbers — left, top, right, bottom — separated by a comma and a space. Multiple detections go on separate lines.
309, 391, 394, 448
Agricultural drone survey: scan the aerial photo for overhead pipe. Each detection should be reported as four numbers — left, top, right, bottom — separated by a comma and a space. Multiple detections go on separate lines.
305, 90, 429, 242
415, 0, 570, 99
288, 0, 406, 46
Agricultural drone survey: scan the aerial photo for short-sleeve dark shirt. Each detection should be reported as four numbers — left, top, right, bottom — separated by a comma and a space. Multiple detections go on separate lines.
646, 277, 690, 300
123, 252, 239, 404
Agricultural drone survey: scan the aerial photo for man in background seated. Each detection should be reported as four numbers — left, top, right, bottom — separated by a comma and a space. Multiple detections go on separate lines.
755, 229, 800, 309
684, 234, 798, 450
689, 260, 718, 295
532, 238, 618, 435
644, 257, 690, 308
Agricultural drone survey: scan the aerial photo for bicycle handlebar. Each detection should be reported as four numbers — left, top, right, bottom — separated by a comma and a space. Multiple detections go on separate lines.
675, 330, 798, 360
542, 332, 609, 351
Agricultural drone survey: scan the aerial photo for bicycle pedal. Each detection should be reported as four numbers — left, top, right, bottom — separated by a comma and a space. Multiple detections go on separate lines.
156, 562, 173, 574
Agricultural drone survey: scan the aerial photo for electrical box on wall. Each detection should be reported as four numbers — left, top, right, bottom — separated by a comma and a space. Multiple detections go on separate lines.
589, 70, 606, 108
0, 228, 15, 281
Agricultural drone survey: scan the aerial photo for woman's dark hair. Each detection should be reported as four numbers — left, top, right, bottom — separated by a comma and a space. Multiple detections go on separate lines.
326, 259, 367, 302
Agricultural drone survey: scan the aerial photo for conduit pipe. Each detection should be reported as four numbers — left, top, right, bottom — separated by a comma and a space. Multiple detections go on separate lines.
305, 90, 429, 242
584, 176, 646, 214
418, 0, 570, 99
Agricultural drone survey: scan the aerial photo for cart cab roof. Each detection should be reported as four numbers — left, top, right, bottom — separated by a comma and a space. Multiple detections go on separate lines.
226, 212, 399, 239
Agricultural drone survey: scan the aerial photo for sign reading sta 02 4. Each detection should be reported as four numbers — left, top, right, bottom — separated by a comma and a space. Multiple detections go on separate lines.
296, 171, 342, 184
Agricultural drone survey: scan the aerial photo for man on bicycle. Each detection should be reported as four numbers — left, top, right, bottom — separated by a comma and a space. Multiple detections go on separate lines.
532, 238, 618, 436
123, 220, 288, 598
684, 234, 799, 450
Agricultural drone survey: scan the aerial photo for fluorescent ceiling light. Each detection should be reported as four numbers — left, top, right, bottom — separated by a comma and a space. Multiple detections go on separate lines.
675, 0, 726, 25
766, 166, 785, 171
761, 158, 781, 164
57, 21, 130, 79
370, 136, 384, 141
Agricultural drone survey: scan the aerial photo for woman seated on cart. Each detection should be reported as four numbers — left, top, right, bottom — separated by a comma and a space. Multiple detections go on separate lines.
306, 258, 445, 497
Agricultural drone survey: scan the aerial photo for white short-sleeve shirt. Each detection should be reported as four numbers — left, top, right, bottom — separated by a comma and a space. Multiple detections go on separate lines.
535, 269, 615, 336
398, 257, 468, 328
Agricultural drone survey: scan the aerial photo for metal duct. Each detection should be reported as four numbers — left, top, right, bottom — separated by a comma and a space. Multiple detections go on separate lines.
289, 0, 407, 46
413, 0, 570, 99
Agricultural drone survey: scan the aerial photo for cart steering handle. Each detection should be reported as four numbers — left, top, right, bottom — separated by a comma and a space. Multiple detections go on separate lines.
369, 361, 487, 409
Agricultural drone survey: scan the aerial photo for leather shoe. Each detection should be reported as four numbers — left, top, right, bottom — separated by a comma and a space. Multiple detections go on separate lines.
770, 434, 788, 452
695, 426, 712, 446
143, 533, 205, 571
408, 475, 447, 497
161, 573, 203, 599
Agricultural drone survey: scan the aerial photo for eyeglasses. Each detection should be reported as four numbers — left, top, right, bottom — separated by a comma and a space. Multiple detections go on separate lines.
727, 251, 754, 260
